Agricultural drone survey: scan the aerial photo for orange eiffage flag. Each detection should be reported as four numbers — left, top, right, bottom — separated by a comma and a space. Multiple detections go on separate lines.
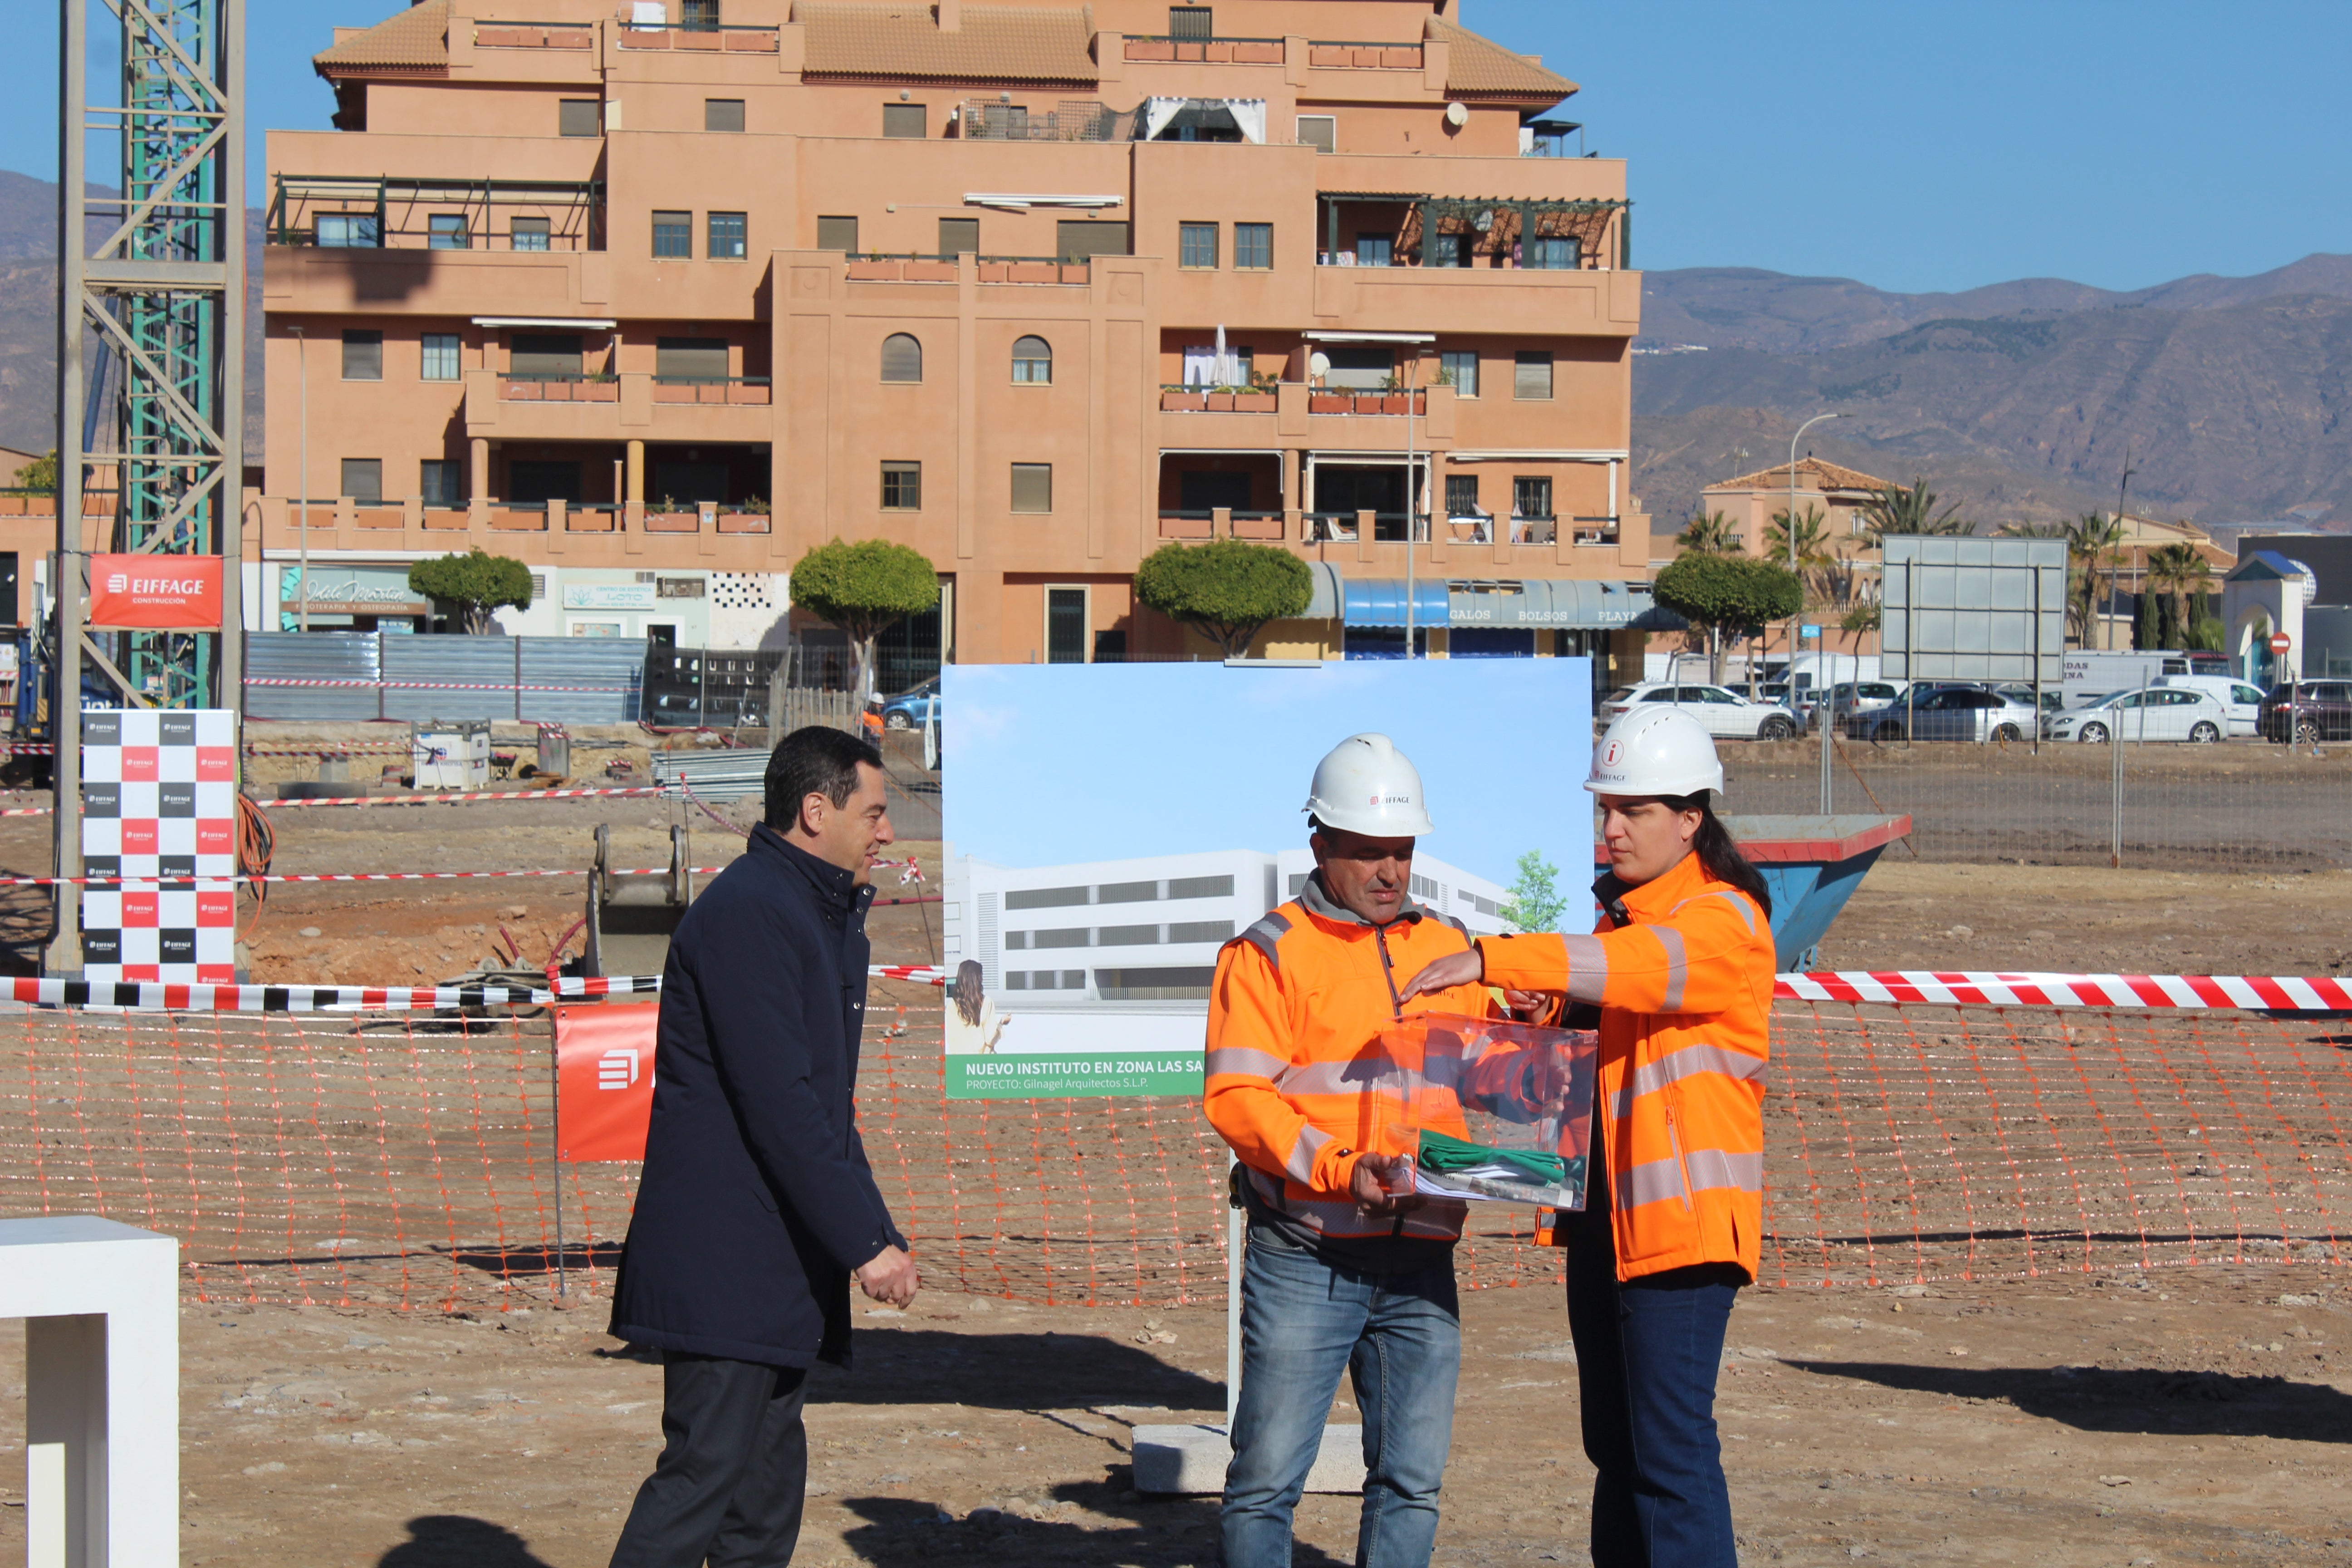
555, 1002, 659, 1161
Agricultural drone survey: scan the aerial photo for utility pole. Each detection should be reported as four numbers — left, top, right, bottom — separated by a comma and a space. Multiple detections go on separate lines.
1788, 412, 1838, 699
2109, 450, 2134, 868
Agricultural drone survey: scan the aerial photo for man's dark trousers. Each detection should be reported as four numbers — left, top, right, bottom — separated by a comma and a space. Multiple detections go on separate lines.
609, 1354, 811, 1568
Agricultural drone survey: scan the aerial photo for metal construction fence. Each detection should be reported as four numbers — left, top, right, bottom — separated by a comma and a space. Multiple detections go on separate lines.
2, 986, 2348, 1313
243, 632, 647, 725
1726, 735, 2352, 870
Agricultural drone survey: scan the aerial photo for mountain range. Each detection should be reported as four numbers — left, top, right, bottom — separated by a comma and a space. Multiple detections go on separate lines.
0, 168, 2341, 539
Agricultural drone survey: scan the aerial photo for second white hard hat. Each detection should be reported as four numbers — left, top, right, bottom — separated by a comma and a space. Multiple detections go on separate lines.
1303, 732, 1435, 838
1586, 706, 1725, 800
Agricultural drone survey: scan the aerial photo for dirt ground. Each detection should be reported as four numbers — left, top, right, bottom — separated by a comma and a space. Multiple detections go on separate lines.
2, 736, 2350, 1565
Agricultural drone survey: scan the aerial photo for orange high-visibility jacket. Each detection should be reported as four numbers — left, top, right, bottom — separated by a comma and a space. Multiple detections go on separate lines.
1205, 885, 1498, 1243
1479, 850, 1775, 1282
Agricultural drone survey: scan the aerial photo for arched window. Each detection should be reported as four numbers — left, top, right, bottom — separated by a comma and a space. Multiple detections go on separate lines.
881, 333, 922, 383
1011, 335, 1052, 384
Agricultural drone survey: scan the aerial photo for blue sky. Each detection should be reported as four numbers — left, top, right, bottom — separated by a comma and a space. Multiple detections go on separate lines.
943, 661, 1592, 905
4, 1, 2346, 293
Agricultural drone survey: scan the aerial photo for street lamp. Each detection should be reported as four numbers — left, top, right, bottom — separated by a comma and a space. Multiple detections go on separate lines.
1787, 411, 1837, 701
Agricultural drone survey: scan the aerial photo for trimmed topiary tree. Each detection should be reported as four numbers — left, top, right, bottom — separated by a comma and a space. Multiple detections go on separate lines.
1133, 539, 1313, 659
791, 538, 941, 699
1653, 553, 1803, 682
408, 548, 534, 634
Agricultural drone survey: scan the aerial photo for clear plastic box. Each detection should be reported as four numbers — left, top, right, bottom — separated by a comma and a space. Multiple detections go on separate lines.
1373, 1012, 1598, 1210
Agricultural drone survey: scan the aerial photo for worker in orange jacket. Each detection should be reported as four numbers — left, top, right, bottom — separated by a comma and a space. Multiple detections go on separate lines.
1401, 706, 1776, 1568
1206, 733, 1512, 1568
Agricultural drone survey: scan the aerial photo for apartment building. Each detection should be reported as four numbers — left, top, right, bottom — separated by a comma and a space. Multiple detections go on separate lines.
261, 0, 1656, 688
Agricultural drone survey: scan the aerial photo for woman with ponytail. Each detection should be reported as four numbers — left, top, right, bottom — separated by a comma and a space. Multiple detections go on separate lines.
1400, 707, 1775, 1568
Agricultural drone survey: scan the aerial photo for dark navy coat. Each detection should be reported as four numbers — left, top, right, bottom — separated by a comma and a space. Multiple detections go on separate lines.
609, 823, 906, 1367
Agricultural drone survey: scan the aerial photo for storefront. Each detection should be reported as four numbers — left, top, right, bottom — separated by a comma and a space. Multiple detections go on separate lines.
276, 563, 431, 632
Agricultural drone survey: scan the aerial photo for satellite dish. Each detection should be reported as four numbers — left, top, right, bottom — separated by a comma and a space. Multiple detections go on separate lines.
1443, 101, 1468, 128
1308, 351, 1332, 380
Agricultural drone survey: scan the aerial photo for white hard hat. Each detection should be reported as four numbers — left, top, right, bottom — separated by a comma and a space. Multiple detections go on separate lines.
1303, 732, 1435, 838
1586, 707, 1725, 800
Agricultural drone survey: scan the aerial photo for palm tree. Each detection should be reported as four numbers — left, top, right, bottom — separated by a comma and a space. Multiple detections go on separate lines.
1860, 476, 1969, 545
1762, 504, 1837, 604
2063, 511, 2127, 647
1994, 522, 2068, 539
1675, 510, 1744, 556
2146, 542, 2214, 651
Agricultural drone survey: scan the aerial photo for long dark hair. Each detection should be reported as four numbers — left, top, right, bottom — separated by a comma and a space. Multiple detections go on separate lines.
952, 960, 985, 1027
1662, 794, 1772, 920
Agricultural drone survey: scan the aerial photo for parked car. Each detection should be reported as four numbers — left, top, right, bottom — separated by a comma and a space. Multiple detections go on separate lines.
2256, 679, 2352, 743
1825, 680, 1913, 724
1600, 682, 1802, 741
880, 676, 940, 730
2154, 674, 2267, 737
2044, 686, 2229, 744
1990, 683, 2067, 715
1847, 686, 2040, 744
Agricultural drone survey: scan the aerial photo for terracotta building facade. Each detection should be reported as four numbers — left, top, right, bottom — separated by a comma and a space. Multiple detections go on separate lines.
260, 0, 1655, 686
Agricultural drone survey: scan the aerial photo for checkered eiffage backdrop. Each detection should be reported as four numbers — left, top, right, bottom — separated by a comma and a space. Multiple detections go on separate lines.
80, 708, 238, 983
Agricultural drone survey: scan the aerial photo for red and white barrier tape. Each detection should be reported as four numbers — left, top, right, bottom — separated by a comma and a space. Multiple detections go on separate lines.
245, 677, 637, 693
259, 786, 662, 807
5, 965, 935, 1012
1774, 970, 2352, 1012
872, 964, 946, 986
0, 806, 51, 816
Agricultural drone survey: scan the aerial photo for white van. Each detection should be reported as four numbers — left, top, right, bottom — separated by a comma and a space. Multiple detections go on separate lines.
2155, 674, 2267, 737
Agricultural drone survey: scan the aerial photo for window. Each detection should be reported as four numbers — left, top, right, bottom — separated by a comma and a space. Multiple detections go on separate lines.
1046, 587, 1087, 664
882, 103, 926, 138
708, 211, 747, 260
1169, 6, 1213, 40
881, 461, 921, 510
706, 98, 745, 132
1095, 967, 1215, 1001
937, 216, 978, 258
1006, 885, 1088, 909
1056, 220, 1131, 262
314, 212, 378, 248
880, 333, 923, 383
1168, 920, 1234, 944
1179, 222, 1219, 269
1514, 475, 1553, 519
341, 330, 382, 381
1513, 350, 1553, 399
652, 210, 691, 258
510, 216, 550, 251
428, 214, 468, 250
1321, 345, 1392, 390
1168, 874, 1234, 899
509, 333, 581, 379
1440, 348, 1478, 397
1431, 231, 1473, 268
1011, 335, 1052, 383
1445, 474, 1480, 516
657, 577, 707, 598
1354, 232, 1393, 267
339, 458, 382, 503
420, 459, 460, 507
1296, 115, 1335, 154
420, 333, 461, 381
1011, 463, 1052, 514
656, 337, 729, 382
1525, 235, 1578, 270
681, 0, 720, 30
817, 215, 859, 253
1235, 221, 1272, 270
559, 98, 601, 138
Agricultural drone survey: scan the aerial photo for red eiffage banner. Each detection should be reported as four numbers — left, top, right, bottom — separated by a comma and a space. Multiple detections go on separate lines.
555, 1001, 658, 1161
87, 554, 224, 629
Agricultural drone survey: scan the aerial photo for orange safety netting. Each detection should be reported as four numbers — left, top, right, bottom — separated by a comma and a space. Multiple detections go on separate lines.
1, 991, 2347, 1311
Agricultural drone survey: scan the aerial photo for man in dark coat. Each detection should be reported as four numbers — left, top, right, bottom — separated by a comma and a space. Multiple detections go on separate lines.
608, 725, 918, 1568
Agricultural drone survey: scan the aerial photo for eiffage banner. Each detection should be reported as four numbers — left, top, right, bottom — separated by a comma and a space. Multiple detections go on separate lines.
87, 554, 224, 629
554, 1001, 658, 1161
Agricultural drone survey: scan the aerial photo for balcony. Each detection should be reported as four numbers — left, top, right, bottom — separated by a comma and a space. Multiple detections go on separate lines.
1308, 39, 1425, 69
616, 24, 779, 52
267, 174, 603, 252
1122, 34, 1286, 64
1159, 387, 1278, 413
842, 254, 1093, 284
956, 99, 1132, 141
472, 22, 594, 49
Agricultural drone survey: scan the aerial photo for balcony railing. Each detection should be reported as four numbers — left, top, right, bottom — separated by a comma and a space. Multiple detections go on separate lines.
1305, 390, 1426, 415
843, 254, 1093, 284
473, 22, 593, 49
653, 377, 772, 405
1308, 40, 1424, 69
1315, 195, 1631, 271
617, 24, 779, 51
956, 99, 1132, 142
1123, 35, 1285, 64
268, 175, 603, 251
501, 377, 619, 402
1160, 387, 1278, 412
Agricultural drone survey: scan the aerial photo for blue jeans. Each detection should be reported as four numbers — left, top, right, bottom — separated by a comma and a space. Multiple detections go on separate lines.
1221, 1225, 1462, 1568
1564, 1158, 1743, 1568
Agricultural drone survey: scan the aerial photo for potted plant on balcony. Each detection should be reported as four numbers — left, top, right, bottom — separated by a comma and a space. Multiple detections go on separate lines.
1205, 386, 1238, 412
645, 495, 699, 532
1163, 384, 1207, 412
718, 495, 772, 533
1233, 373, 1277, 413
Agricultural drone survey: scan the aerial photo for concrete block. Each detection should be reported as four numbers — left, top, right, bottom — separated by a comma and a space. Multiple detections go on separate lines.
1131, 1422, 1365, 1496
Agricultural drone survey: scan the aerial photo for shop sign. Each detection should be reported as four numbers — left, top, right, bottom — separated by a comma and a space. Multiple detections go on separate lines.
89, 554, 223, 628
564, 582, 660, 611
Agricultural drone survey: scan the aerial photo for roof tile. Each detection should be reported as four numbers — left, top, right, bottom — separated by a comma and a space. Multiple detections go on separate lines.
1428, 17, 1574, 101
314, 0, 451, 73
797, 2, 1098, 83
1708, 457, 1897, 496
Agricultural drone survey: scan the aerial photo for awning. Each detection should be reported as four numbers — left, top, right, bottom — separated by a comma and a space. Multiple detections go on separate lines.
1446, 579, 1674, 629
1139, 97, 1267, 144
1343, 578, 1450, 628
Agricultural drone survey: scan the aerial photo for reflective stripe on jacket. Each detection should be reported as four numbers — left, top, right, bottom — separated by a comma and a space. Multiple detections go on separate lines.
1204, 877, 1497, 1243
1477, 850, 1774, 1283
